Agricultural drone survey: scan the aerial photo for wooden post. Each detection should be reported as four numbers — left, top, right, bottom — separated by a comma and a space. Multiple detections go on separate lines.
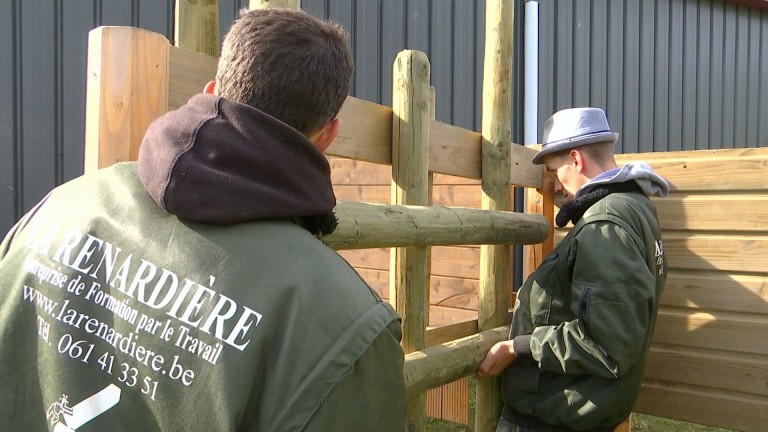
250, 0, 300, 9
476, 1, 513, 431
390, 50, 431, 432
84, 27, 170, 173
405, 326, 509, 397
174, 0, 220, 57
523, 167, 555, 278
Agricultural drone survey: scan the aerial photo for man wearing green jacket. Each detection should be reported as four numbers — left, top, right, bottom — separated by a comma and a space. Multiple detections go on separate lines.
478, 107, 668, 432
0, 8, 406, 432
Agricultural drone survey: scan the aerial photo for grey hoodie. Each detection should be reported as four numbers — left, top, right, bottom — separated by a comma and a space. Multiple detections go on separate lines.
581, 162, 669, 198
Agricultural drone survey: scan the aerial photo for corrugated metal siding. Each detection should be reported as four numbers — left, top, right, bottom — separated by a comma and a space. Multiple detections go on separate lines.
301, 0, 492, 131
537, 0, 768, 154
1, 0, 766, 232
0, 0, 175, 233
0, 0, 495, 233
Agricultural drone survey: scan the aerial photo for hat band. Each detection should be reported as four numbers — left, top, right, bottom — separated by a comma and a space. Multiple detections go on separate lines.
544, 129, 613, 147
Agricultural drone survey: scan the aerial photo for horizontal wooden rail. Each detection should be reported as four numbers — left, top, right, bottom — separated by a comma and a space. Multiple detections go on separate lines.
616, 148, 768, 192
328, 97, 543, 188
324, 201, 549, 250
404, 326, 509, 397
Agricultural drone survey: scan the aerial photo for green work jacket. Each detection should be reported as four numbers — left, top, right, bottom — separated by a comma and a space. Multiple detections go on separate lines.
0, 163, 406, 432
503, 190, 666, 430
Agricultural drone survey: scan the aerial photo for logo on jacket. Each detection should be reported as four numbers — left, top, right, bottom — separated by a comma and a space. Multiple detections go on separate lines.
654, 240, 665, 275
47, 384, 121, 431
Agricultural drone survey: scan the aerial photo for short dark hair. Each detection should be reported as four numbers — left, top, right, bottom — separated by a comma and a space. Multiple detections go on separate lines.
216, 8, 354, 135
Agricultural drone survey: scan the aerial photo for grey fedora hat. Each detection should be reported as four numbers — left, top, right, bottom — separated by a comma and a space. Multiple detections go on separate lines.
532, 107, 619, 164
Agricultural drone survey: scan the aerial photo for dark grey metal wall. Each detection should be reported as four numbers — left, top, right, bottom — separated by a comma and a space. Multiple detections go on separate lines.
2, 0, 766, 234
537, 0, 768, 154
0, 0, 503, 233
0, 0, 176, 234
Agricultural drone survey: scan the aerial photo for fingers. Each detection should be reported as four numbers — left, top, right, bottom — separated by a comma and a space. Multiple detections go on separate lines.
475, 340, 516, 377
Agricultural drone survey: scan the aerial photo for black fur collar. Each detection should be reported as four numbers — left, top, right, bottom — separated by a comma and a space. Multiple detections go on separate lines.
294, 212, 339, 238
556, 181, 643, 228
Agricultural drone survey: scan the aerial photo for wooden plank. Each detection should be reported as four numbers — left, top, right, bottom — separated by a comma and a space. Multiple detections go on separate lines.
428, 307, 479, 328
426, 309, 513, 347
429, 121, 481, 179
653, 309, 768, 355
430, 122, 541, 187
635, 382, 768, 432
654, 194, 768, 232
329, 101, 540, 186
174, 0, 219, 57
341, 246, 480, 280
661, 270, 768, 315
354, 267, 480, 312
663, 232, 768, 273
329, 157, 482, 186
555, 230, 768, 274
329, 158, 390, 185
426, 377, 470, 425
327, 97, 393, 164
334, 184, 483, 208
168, 45, 216, 110
427, 320, 478, 346
643, 158, 768, 192
644, 346, 768, 397
84, 26, 169, 173
616, 147, 768, 163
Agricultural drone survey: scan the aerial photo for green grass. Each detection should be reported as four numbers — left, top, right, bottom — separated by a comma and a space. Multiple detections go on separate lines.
425, 378, 736, 432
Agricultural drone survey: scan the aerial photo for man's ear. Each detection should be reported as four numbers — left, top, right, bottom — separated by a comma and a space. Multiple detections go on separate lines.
570, 149, 586, 173
310, 118, 340, 153
203, 81, 217, 94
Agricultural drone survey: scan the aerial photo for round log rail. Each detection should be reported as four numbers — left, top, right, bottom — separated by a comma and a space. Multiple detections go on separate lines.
323, 201, 550, 250
404, 326, 509, 397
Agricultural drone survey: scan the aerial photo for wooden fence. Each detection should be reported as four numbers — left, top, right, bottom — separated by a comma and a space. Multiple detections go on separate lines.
82, 0, 768, 431
613, 149, 768, 432
83, 2, 549, 431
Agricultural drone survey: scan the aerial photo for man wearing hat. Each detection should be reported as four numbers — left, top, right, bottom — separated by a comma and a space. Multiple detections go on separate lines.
477, 107, 669, 432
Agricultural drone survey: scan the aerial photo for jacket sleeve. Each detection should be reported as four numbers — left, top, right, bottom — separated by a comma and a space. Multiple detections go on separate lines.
302, 319, 407, 432
527, 220, 657, 378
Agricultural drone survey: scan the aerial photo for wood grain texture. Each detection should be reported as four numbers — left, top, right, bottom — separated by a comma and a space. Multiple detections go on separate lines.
84, 26, 169, 172
635, 382, 768, 432
653, 309, 768, 355
174, 0, 219, 57
168, 46, 216, 110
654, 193, 768, 232
325, 201, 549, 250
249, 0, 300, 9
660, 270, 768, 314
404, 326, 509, 397
391, 49, 432, 432
644, 346, 768, 397
476, 2, 514, 430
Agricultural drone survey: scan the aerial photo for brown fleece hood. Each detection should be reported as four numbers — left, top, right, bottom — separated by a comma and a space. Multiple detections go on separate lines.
138, 94, 336, 225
